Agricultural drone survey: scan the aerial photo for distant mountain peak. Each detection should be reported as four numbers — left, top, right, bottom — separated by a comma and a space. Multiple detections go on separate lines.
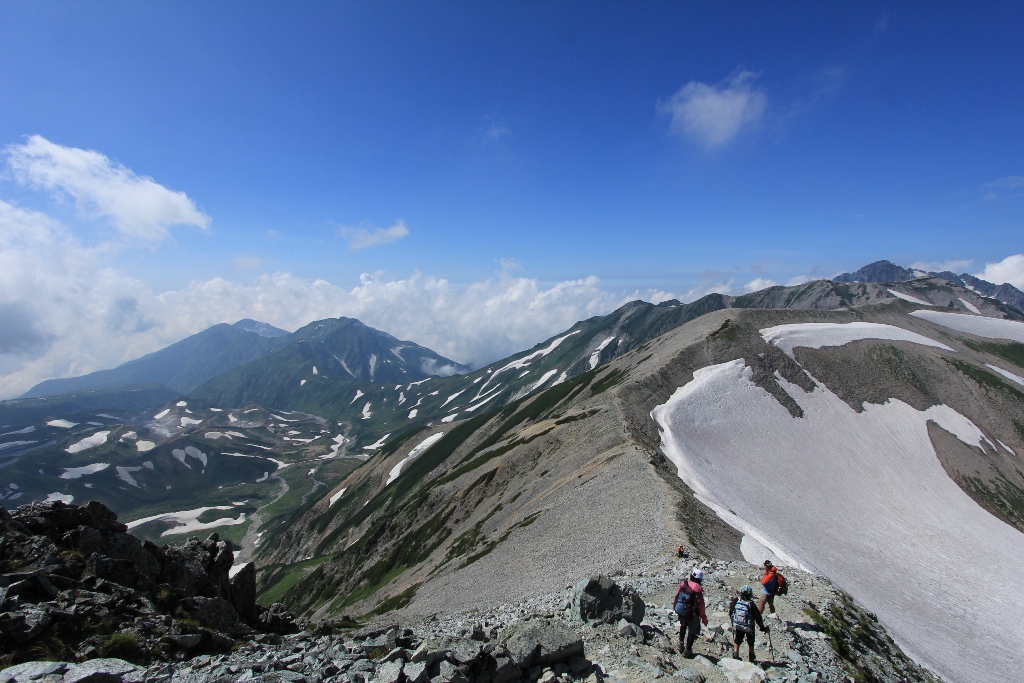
233, 319, 290, 338
833, 260, 918, 283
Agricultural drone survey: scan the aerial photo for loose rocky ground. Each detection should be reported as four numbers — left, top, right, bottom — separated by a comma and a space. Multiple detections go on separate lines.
3, 543, 939, 683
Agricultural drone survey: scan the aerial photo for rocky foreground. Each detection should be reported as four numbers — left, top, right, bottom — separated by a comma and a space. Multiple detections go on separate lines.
2, 501, 940, 683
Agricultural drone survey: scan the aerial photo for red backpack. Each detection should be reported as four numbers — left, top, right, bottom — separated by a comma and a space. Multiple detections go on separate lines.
776, 573, 789, 596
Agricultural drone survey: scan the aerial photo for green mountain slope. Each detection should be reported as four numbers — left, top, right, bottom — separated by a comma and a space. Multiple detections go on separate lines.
23, 321, 291, 398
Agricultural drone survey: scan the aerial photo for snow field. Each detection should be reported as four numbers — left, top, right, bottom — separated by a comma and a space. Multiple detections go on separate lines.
329, 487, 347, 507
136, 441, 155, 452
886, 289, 931, 306
440, 414, 457, 423
362, 433, 391, 451
350, 390, 365, 405
912, 309, 1024, 343
986, 363, 1024, 386
47, 419, 77, 429
360, 403, 372, 420
385, 432, 445, 486
1, 426, 35, 436
59, 463, 110, 479
474, 330, 580, 399
958, 298, 981, 314
45, 493, 73, 504
126, 504, 246, 537
651, 359, 1024, 683
759, 321, 953, 358
589, 336, 616, 370
66, 431, 110, 454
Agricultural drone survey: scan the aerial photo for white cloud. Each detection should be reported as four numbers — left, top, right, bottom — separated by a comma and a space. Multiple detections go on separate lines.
339, 220, 409, 250
658, 70, 766, 148
233, 255, 264, 270
742, 277, 778, 293
975, 254, 1024, 290
4, 136, 209, 242
0, 207, 630, 397
786, 275, 811, 287
909, 259, 973, 273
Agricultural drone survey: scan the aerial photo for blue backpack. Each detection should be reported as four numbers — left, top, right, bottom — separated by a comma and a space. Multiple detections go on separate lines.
732, 599, 754, 632
674, 583, 695, 620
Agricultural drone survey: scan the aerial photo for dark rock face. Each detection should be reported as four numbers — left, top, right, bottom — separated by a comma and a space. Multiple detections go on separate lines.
499, 618, 583, 669
571, 575, 645, 625
0, 500, 296, 666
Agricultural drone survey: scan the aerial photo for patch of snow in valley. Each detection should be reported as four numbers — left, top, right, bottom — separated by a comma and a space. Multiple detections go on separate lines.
116, 466, 143, 487
59, 463, 110, 479
153, 409, 170, 420
271, 414, 298, 422
474, 330, 581, 399
143, 461, 154, 469
360, 402, 372, 419
312, 365, 317, 375
369, 354, 377, 379
137, 441, 155, 452
66, 431, 110, 454
441, 414, 457, 423
205, 432, 233, 440
179, 417, 201, 427
362, 433, 392, 451
228, 414, 238, 423
886, 289, 931, 306
127, 506, 246, 537
398, 392, 406, 405
517, 370, 530, 378
589, 335, 617, 370
408, 409, 418, 419
224, 452, 289, 469
911, 310, 1024, 344
120, 431, 137, 440
255, 472, 269, 482
473, 376, 482, 384
551, 371, 568, 387
96, 414, 119, 419
329, 487, 347, 506
986, 364, 1024, 386
385, 432, 445, 485
176, 401, 187, 407
350, 390, 365, 405
209, 408, 223, 412
45, 492, 73, 504
530, 369, 559, 392
326, 434, 348, 458
47, 419, 77, 428
1, 426, 35, 436
760, 322, 953, 358
407, 378, 430, 390
651, 358, 1024, 683
997, 439, 1016, 455
958, 298, 981, 314
300, 379, 306, 386
0, 441, 37, 451
463, 393, 500, 412
441, 390, 465, 407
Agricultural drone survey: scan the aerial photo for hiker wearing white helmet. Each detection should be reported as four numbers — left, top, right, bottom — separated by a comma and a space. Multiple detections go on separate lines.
673, 567, 708, 658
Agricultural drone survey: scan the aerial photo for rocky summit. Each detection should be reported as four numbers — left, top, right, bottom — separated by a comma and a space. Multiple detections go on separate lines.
0, 500, 296, 665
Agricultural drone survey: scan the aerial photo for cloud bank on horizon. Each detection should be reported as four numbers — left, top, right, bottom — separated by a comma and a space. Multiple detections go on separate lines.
1, 136, 1022, 400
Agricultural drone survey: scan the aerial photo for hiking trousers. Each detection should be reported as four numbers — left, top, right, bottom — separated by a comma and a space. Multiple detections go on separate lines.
680, 616, 701, 640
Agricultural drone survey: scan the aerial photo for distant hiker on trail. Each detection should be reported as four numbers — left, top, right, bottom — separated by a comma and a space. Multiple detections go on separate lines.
677, 545, 688, 558
673, 568, 708, 658
730, 585, 769, 662
758, 560, 787, 614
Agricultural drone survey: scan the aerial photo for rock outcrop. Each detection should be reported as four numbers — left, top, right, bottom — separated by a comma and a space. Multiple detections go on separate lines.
0, 500, 295, 666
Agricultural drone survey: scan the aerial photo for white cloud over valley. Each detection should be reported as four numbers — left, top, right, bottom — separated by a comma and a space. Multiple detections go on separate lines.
338, 220, 409, 250
975, 254, 1024, 290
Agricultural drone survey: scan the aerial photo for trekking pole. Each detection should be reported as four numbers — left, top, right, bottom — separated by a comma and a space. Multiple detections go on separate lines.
766, 627, 776, 664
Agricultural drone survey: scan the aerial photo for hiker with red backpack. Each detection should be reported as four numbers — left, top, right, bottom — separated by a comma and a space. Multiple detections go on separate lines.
673, 568, 708, 658
730, 585, 769, 662
758, 560, 788, 615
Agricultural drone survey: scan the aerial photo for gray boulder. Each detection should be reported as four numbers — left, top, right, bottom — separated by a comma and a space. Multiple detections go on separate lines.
0, 661, 67, 683
62, 658, 143, 683
499, 618, 584, 669
229, 562, 258, 621
375, 660, 403, 683
178, 596, 239, 633
402, 661, 427, 683
572, 575, 645, 625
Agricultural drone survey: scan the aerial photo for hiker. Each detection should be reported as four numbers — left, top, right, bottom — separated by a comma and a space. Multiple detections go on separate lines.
677, 545, 688, 558
730, 585, 769, 662
758, 560, 785, 615
673, 568, 708, 658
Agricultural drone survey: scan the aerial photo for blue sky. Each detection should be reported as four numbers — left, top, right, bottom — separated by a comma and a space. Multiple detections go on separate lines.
0, 1, 1022, 395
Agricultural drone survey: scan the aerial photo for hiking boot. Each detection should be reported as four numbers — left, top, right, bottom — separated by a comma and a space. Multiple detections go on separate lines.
684, 635, 696, 658
748, 651, 757, 663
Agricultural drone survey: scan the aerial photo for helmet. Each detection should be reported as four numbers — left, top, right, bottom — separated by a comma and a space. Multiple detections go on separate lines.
691, 568, 704, 582
740, 585, 753, 599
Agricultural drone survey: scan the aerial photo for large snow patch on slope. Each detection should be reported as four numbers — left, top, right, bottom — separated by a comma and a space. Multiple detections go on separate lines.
651, 359, 1024, 683
760, 322, 952, 358
911, 310, 1024, 343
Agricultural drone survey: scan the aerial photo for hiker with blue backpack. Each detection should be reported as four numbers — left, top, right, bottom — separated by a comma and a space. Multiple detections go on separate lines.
673, 568, 708, 658
758, 560, 788, 615
730, 585, 769, 662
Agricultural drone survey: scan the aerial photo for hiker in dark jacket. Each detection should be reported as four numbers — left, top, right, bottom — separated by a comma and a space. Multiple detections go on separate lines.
673, 568, 708, 658
730, 585, 768, 662
758, 560, 780, 614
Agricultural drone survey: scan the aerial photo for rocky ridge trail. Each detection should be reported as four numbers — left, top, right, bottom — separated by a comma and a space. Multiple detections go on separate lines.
3, 549, 938, 683
0, 500, 298, 666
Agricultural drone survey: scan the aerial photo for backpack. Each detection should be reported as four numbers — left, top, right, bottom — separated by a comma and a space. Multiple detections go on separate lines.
674, 582, 695, 620
776, 573, 789, 596
732, 599, 754, 633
